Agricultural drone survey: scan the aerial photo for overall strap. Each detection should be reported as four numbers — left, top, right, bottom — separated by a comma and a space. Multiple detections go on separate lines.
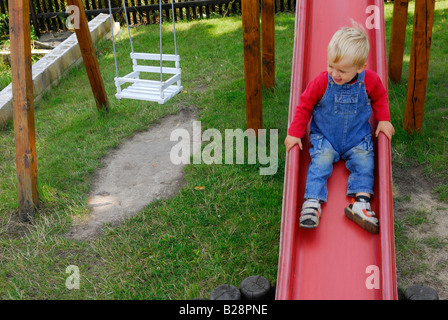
358, 70, 366, 83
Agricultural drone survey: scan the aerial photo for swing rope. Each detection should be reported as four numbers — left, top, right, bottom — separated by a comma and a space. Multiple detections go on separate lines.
159, 0, 163, 83
107, 0, 119, 80
107, 0, 179, 83
123, 0, 135, 54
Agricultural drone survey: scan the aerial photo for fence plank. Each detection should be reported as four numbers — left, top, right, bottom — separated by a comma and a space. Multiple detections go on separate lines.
38, 0, 52, 30
52, 0, 63, 29
29, 0, 40, 36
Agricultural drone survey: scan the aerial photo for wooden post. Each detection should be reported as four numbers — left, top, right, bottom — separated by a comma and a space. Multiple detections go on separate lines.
388, 0, 409, 83
242, 0, 263, 133
261, 0, 275, 89
404, 0, 435, 132
9, 0, 38, 222
66, 0, 109, 111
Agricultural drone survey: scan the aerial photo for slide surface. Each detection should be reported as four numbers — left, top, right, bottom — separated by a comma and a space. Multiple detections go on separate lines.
276, 0, 398, 300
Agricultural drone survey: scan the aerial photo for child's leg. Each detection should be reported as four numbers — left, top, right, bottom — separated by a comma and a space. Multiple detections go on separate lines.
300, 135, 339, 228
304, 135, 340, 202
342, 137, 378, 233
343, 136, 375, 198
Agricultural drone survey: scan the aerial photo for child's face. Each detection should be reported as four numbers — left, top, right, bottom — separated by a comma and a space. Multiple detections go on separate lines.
327, 58, 367, 85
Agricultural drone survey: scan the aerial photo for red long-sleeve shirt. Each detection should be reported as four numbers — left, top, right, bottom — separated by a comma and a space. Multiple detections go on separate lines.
288, 70, 391, 138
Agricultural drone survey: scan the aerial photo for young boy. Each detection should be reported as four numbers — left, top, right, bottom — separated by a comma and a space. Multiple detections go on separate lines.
284, 24, 395, 233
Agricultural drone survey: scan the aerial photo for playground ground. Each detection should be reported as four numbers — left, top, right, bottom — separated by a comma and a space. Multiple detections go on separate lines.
0, 2, 447, 299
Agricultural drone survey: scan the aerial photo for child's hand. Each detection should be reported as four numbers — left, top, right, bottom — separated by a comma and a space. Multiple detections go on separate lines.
375, 121, 395, 141
285, 135, 303, 152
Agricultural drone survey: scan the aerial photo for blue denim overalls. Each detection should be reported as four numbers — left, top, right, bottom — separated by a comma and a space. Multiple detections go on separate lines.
305, 71, 375, 202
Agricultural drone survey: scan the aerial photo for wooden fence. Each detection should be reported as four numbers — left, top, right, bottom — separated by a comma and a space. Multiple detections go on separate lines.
0, 0, 297, 35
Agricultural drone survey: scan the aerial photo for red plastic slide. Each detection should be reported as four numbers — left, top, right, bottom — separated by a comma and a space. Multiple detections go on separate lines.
276, 0, 398, 300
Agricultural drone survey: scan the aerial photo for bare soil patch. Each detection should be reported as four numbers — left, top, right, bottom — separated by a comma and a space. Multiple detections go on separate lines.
65, 107, 197, 241
393, 165, 448, 299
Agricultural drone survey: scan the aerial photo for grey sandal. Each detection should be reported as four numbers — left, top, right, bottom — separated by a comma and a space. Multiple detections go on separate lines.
299, 199, 322, 228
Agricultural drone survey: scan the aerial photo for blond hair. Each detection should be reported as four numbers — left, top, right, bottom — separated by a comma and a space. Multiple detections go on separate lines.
327, 22, 369, 68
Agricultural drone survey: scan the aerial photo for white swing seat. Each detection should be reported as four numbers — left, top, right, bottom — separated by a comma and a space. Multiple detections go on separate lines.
114, 52, 183, 104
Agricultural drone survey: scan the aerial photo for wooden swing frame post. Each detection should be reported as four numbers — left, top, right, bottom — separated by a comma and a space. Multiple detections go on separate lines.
242, 0, 263, 133
67, 0, 109, 110
388, 0, 409, 83
9, 0, 38, 221
403, 0, 435, 133
242, 0, 275, 133
389, 0, 435, 132
261, 0, 275, 90
10, 0, 108, 221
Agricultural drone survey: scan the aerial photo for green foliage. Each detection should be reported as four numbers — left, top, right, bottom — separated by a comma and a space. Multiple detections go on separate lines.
0, 13, 8, 37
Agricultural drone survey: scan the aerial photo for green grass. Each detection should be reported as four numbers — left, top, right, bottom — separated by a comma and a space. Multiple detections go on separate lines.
0, 2, 447, 299
0, 14, 292, 299
393, 206, 447, 282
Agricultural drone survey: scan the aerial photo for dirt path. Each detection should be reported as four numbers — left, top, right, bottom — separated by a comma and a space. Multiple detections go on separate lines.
65, 107, 197, 240
393, 166, 448, 299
